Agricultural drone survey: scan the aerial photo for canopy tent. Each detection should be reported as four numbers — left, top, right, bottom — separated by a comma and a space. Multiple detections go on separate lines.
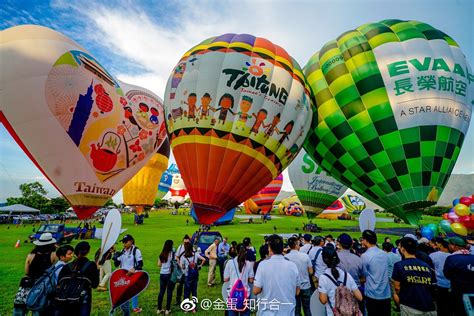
0, 204, 40, 214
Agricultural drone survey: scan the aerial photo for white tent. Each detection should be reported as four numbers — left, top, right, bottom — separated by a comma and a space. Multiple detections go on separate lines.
0, 204, 40, 214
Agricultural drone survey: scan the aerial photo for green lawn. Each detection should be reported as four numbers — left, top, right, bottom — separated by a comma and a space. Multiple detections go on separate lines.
0, 210, 440, 315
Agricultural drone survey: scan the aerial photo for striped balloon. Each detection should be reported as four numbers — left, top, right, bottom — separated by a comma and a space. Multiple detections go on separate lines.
244, 174, 283, 215
340, 195, 366, 212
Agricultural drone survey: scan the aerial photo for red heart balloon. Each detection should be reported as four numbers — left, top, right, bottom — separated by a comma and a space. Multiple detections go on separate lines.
109, 269, 150, 310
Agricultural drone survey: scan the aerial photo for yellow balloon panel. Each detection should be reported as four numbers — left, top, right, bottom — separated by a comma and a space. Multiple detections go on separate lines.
123, 153, 169, 206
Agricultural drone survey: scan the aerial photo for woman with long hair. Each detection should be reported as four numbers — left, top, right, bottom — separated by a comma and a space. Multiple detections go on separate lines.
157, 240, 175, 315
223, 244, 255, 316
318, 247, 363, 316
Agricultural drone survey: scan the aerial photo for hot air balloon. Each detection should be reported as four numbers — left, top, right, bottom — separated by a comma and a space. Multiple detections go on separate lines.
122, 138, 170, 208
0, 25, 167, 219
288, 148, 347, 218
190, 205, 236, 225
164, 34, 312, 224
278, 196, 305, 217
244, 174, 283, 215
303, 20, 473, 224
156, 163, 179, 200
169, 173, 188, 204
340, 195, 366, 212
318, 199, 347, 220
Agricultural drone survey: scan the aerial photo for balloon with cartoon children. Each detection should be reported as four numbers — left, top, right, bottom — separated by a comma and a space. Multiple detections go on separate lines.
164, 33, 312, 224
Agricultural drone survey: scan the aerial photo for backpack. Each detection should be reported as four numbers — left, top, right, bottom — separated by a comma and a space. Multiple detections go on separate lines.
26, 264, 63, 311
228, 259, 248, 312
55, 261, 92, 305
186, 256, 199, 281
170, 252, 183, 283
323, 271, 361, 316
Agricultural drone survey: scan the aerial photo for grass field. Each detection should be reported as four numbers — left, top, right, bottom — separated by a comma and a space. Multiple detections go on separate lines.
0, 209, 440, 315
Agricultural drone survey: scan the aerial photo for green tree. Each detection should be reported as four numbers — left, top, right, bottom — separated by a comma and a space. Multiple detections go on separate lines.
48, 197, 70, 214
7, 182, 51, 213
104, 199, 117, 208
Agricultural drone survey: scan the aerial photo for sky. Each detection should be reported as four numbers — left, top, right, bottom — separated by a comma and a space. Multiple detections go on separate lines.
0, 0, 473, 203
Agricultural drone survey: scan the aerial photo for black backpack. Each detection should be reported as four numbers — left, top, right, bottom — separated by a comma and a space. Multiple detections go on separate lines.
55, 261, 92, 305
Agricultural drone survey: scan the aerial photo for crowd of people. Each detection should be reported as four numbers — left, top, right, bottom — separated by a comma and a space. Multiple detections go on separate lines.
12, 228, 474, 316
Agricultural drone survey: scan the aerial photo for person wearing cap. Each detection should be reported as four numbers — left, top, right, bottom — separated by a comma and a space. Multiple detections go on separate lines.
443, 237, 474, 316
55, 241, 99, 315
360, 230, 391, 316
392, 237, 437, 315
285, 237, 313, 316
403, 234, 435, 269
429, 237, 451, 316
337, 233, 364, 313
14, 233, 58, 315
114, 234, 144, 314
337, 234, 363, 287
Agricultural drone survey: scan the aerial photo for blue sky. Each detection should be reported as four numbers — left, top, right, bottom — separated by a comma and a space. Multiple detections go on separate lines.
0, 0, 473, 202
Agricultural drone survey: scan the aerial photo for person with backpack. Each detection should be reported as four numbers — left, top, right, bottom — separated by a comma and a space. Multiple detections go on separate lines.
318, 247, 363, 316
285, 237, 313, 316
392, 237, 437, 315
179, 243, 205, 313
175, 234, 191, 306
26, 245, 74, 314
224, 244, 255, 316
253, 234, 299, 315
157, 240, 176, 315
14, 232, 58, 316
54, 241, 99, 316
113, 234, 144, 314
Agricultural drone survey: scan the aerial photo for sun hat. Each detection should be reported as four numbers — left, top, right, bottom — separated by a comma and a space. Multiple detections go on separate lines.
33, 232, 57, 246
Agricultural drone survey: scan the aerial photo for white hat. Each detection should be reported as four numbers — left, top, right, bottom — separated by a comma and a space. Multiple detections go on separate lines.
33, 233, 57, 246
404, 234, 418, 241
418, 237, 430, 244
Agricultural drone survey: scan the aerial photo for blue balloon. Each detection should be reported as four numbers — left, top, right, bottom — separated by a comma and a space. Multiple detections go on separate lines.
421, 226, 435, 240
453, 198, 460, 206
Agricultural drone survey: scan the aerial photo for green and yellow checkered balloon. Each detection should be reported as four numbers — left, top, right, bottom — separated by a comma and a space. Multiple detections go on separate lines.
304, 20, 473, 224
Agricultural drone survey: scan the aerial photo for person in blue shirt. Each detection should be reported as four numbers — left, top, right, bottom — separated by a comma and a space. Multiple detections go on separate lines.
217, 237, 230, 283
443, 237, 474, 316
392, 237, 437, 315
429, 237, 451, 316
360, 230, 391, 316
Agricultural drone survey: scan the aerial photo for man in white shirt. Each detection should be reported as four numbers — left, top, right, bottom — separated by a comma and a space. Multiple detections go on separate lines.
285, 237, 313, 316
253, 234, 299, 315
175, 234, 190, 305
299, 234, 313, 254
114, 234, 144, 315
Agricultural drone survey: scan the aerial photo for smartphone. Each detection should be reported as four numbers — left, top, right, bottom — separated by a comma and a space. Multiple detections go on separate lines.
463, 294, 474, 315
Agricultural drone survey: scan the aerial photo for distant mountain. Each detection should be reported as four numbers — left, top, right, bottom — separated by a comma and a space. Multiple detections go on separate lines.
436, 174, 474, 206
277, 174, 473, 209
